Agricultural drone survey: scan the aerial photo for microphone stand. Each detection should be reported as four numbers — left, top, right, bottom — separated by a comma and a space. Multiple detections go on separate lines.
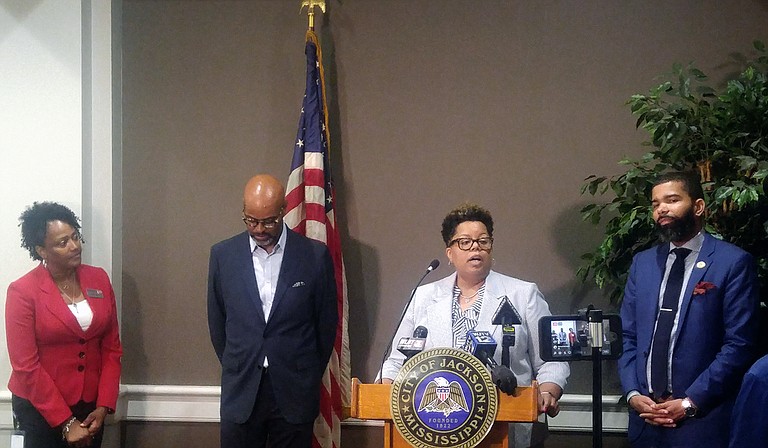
589, 308, 604, 448
501, 326, 514, 368
376, 260, 438, 382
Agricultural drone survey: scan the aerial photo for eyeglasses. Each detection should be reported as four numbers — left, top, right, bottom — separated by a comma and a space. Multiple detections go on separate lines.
54, 233, 83, 248
242, 215, 281, 229
449, 237, 493, 251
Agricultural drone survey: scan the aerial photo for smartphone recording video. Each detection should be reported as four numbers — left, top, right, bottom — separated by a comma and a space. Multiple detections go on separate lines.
539, 314, 622, 361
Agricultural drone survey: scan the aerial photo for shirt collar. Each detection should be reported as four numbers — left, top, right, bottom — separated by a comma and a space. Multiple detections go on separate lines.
669, 230, 704, 254
249, 222, 289, 255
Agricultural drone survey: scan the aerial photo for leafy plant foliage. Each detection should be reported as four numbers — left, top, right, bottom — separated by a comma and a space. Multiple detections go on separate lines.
579, 41, 768, 305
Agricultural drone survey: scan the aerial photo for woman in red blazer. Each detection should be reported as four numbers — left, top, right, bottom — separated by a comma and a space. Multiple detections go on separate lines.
5, 202, 122, 448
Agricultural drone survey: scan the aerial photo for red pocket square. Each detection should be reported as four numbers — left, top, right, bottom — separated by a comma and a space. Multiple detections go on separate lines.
693, 281, 717, 295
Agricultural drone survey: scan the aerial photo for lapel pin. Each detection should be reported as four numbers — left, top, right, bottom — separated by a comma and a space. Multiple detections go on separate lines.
696, 261, 706, 269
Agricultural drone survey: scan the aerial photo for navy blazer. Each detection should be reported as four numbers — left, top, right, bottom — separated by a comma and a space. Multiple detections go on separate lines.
618, 233, 759, 446
207, 229, 337, 425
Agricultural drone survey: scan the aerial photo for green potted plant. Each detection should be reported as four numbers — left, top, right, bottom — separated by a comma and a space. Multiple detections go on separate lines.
578, 41, 768, 316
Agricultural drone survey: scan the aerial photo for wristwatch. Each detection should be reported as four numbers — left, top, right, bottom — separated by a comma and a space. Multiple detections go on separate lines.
681, 397, 698, 418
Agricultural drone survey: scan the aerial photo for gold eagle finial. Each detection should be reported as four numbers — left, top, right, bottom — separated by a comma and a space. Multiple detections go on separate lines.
300, 0, 326, 30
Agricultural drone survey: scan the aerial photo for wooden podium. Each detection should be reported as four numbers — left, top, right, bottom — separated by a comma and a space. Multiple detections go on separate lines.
348, 378, 539, 448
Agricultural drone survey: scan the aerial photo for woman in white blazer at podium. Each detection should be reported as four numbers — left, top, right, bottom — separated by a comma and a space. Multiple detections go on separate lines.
380, 203, 570, 448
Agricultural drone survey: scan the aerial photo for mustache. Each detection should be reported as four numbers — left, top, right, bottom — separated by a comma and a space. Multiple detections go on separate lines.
656, 210, 696, 242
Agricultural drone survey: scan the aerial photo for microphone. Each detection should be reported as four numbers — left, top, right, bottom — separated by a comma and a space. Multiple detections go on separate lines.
466, 330, 517, 395
491, 296, 522, 368
376, 259, 440, 382
491, 296, 523, 325
397, 326, 428, 360
466, 330, 499, 367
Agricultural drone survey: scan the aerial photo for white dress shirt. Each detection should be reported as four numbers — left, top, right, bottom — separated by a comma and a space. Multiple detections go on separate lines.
249, 223, 288, 367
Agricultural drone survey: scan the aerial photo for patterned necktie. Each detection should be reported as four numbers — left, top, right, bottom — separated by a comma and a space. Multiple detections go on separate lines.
650, 247, 691, 397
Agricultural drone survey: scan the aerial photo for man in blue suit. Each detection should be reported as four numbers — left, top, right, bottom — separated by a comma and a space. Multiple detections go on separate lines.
207, 174, 338, 448
618, 171, 759, 448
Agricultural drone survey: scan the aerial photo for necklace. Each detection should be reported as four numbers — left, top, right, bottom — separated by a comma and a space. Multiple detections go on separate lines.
459, 289, 480, 302
59, 288, 80, 313
55, 274, 80, 313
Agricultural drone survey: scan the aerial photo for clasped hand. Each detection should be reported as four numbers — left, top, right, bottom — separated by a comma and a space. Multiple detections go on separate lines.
629, 395, 686, 427
65, 407, 108, 447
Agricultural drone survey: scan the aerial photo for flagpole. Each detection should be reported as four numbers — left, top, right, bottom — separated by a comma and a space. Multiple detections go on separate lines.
300, 0, 326, 31
291, 4, 350, 448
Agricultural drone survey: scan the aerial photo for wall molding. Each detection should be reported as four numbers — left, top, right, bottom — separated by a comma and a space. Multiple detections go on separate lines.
1, 386, 628, 433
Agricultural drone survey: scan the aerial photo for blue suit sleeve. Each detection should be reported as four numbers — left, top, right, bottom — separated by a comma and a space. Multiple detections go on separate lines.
619, 256, 641, 396
686, 252, 759, 411
315, 246, 338, 377
207, 245, 225, 362
729, 360, 768, 447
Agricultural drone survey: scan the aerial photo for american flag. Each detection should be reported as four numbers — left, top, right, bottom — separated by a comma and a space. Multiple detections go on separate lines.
284, 30, 350, 448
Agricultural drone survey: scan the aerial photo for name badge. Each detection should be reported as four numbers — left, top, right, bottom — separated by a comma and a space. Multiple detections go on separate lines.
87, 288, 104, 298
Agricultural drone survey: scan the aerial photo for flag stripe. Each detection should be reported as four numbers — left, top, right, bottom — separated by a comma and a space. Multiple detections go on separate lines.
285, 29, 350, 448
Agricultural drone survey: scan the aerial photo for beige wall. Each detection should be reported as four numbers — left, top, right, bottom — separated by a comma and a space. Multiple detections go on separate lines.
1, 2, 118, 441
121, 0, 768, 400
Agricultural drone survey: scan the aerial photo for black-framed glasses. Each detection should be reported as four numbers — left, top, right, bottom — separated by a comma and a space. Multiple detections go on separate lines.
449, 237, 493, 251
242, 214, 281, 229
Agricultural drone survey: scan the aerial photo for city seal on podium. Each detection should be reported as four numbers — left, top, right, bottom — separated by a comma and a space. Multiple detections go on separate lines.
390, 347, 498, 448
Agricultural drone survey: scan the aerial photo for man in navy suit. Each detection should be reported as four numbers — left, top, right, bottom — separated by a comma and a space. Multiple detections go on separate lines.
618, 171, 759, 448
207, 174, 338, 448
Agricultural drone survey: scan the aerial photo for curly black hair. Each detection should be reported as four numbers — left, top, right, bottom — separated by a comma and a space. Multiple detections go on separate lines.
440, 203, 494, 246
19, 202, 83, 261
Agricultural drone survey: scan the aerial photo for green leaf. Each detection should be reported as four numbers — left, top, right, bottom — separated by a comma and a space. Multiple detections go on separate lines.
581, 203, 597, 213
690, 67, 707, 80
735, 155, 757, 171
715, 187, 734, 200
753, 169, 768, 181
588, 177, 607, 195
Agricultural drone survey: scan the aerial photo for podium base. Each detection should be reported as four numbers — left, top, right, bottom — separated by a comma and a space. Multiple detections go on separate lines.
350, 378, 537, 448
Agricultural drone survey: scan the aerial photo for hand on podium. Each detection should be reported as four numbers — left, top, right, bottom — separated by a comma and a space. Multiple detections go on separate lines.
539, 383, 563, 417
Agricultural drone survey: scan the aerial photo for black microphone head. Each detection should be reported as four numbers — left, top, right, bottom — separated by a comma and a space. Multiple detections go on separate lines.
427, 259, 440, 271
492, 296, 523, 325
413, 326, 428, 338
490, 365, 518, 395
